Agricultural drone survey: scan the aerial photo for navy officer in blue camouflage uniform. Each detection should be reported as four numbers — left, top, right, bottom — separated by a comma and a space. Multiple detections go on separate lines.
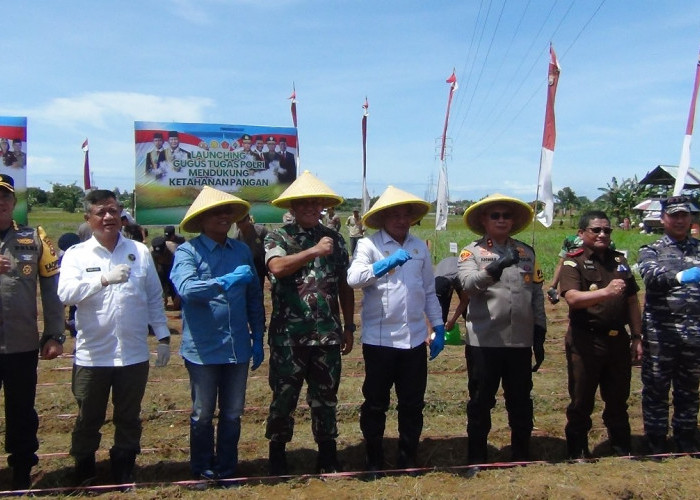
638, 195, 700, 455
559, 210, 642, 459
264, 170, 355, 475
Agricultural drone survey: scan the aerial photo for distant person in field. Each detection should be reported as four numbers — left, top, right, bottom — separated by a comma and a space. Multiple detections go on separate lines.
347, 186, 444, 472
559, 210, 642, 459
346, 209, 364, 256
637, 196, 700, 455
0, 174, 64, 490
58, 189, 171, 486
170, 186, 265, 481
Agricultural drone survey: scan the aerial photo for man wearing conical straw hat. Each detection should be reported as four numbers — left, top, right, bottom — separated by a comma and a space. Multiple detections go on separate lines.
457, 193, 547, 465
169, 186, 265, 481
264, 171, 355, 475
347, 185, 445, 472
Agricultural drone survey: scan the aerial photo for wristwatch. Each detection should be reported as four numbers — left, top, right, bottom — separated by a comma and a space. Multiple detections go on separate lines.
41, 333, 66, 347
344, 323, 357, 333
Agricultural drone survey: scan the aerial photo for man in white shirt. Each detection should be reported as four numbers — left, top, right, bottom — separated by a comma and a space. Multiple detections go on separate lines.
347, 186, 444, 473
58, 189, 171, 486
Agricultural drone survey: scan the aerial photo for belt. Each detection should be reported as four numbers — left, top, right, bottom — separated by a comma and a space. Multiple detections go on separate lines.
572, 325, 625, 337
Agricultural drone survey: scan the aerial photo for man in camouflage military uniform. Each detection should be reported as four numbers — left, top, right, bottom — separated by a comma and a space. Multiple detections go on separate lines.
559, 210, 642, 459
264, 171, 355, 475
638, 196, 700, 455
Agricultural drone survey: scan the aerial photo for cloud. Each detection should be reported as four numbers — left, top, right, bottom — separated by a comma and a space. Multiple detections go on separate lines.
29, 92, 215, 129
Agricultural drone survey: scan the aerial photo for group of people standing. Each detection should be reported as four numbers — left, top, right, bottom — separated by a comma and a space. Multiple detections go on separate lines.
1, 164, 699, 490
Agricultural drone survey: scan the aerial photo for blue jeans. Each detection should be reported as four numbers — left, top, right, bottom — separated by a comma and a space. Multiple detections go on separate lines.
185, 360, 249, 477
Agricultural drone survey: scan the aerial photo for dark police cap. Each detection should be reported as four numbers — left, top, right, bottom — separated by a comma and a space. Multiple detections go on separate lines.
58, 232, 80, 251
164, 225, 175, 237
168, 131, 179, 138
153, 132, 163, 139
267, 136, 276, 142
241, 134, 252, 142
0, 174, 14, 193
662, 195, 692, 214
151, 236, 167, 253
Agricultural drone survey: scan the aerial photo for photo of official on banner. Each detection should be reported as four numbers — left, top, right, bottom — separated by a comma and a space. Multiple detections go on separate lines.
0, 116, 28, 224
134, 121, 298, 225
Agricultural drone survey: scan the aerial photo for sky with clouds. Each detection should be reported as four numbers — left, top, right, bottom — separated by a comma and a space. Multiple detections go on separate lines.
3, 1, 700, 203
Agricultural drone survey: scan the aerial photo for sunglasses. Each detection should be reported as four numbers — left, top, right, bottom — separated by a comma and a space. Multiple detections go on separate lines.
488, 212, 513, 220
586, 227, 613, 235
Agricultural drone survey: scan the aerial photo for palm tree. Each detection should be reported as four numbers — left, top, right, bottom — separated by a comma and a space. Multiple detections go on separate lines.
555, 187, 579, 217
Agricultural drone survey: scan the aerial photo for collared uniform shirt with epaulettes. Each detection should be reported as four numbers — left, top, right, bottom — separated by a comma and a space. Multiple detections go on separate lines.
458, 236, 546, 348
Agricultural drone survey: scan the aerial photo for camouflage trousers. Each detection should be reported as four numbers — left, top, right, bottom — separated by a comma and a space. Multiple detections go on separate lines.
642, 337, 700, 436
265, 344, 342, 443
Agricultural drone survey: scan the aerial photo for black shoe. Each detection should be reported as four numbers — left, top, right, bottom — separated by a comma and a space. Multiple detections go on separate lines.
11, 466, 31, 491
109, 448, 136, 485
365, 438, 385, 475
511, 432, 531, 462
566, 432, 593, 460
674, 431, 700, 454
74, 454, 96, 486
268, 441, 288, 476
316, 440, 342, 473
645, 434, 667, 459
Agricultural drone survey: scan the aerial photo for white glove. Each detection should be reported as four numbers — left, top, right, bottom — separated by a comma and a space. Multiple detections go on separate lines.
103, 264, 131, 285
155, 342, 170, 367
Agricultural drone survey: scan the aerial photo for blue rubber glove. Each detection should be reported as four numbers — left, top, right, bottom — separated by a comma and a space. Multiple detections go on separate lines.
429, 324, 446, 360
372, 249, 412, 278
216, 265, 254, 291
677, 267, 700, 284
251, 336, 264, 370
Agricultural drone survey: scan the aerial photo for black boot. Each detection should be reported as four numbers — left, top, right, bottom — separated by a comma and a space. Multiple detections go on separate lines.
365, 438, 384, 472
316, 440, 342, 473
608, 427, 631, 456
566, 430, 592, 460
268, 441, 288, 476
11, 465, 32, 491
511, 431, 531, 462
74, 454, 96, 486
646, 434, 667, 456
674, 430, 700, 454
467, 433, 488, 465
109, 448, 136, 485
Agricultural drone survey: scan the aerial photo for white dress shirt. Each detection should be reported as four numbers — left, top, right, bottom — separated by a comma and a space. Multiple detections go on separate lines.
58, 234, 169, 367
347, 229, 443, 348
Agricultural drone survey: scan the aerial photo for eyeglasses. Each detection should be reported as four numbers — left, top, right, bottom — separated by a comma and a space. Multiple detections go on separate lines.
488, 212, 513, 220
586, 227, 613, 235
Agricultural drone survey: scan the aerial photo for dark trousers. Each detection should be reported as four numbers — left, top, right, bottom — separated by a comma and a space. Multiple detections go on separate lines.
465, 346, 533, 442
0, 351, 39, 469
435, 276, 454, 324
642, 336, 700, 437
266, 345, 341, 443
360, 343, 427, 455
70, 362, 149, 458
565, 329, 631, 436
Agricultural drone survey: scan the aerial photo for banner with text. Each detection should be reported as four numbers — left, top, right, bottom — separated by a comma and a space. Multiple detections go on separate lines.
0, 116, 28, 224
134, 121, 298, 226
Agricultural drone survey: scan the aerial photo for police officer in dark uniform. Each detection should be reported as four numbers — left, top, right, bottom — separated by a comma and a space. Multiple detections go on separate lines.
559, 210, 643, 459
638, 196, 700, 455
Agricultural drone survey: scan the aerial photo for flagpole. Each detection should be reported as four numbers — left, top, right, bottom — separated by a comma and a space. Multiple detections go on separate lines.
672, 48, 700, 196
289, 83, 300, 171
361, 98, 370, 214
81, 138, 91, 191
435, 70, 457, 261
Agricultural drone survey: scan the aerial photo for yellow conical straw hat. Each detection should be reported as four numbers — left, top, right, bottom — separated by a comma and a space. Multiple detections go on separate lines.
362, 185, 430, 230
180, 186, 250, 233
463, 193, 533, 236
271, 170, 343, 209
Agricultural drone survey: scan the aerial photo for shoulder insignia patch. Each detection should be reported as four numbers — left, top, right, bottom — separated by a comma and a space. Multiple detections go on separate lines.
563, 260, 577, 267
458, 249, 472, 262
566, 248, 584, 257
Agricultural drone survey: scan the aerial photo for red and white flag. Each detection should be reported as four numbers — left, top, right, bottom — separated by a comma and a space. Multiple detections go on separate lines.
82, 138, 91, 191
440, 70, 458, 162
361, 97, 370, 214
536, 44, 560, 227
289, 84, 297, 129
673, 48, 700, 196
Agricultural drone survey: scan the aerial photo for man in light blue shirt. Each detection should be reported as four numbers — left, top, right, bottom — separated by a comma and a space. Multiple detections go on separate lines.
170, 186, 265, 482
